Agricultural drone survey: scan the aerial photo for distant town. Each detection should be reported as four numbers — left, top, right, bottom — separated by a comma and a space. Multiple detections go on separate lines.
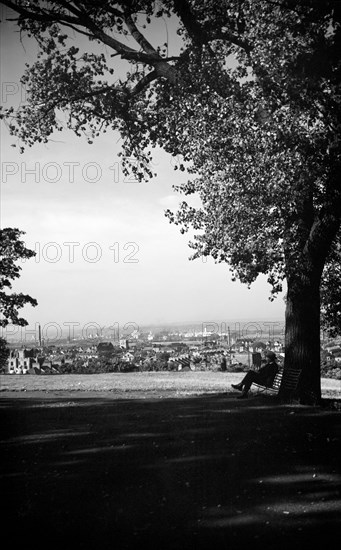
2, 322, 341, 379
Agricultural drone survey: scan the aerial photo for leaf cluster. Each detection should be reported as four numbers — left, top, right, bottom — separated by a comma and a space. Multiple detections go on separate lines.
0, 228, 38, 327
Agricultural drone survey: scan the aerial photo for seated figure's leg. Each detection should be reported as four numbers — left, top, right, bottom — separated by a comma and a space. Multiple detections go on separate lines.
231, 373, 249, 390
241, 371, 258, 393
233, 371, 258, 394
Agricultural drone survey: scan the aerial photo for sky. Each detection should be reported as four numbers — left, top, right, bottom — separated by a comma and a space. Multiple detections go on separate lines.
0, 6, 286, 338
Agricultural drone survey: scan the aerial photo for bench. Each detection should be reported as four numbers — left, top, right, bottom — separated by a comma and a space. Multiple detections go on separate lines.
253, 366, 301, 395
253, 366, 284, 395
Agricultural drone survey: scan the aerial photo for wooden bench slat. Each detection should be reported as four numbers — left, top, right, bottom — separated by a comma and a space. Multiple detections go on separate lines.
253, 367, 301, 395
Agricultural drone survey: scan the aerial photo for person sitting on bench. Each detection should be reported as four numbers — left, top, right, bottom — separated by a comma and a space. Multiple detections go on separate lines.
231, 351, 279, 399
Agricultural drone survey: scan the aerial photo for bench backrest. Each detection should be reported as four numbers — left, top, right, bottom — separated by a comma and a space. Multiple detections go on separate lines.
281, 368, 302, 391
271, 366, 284, 390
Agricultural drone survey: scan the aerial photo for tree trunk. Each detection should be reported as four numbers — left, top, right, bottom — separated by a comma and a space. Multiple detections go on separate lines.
279, 275, 322, 405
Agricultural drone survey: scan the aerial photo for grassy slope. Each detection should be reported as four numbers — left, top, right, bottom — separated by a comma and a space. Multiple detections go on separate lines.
0, 372, 340, 398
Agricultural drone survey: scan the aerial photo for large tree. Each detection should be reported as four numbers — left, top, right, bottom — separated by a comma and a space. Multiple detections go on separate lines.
0, 1, 340, 404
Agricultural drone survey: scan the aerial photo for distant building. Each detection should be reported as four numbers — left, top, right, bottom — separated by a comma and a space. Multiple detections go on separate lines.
7, 349, 38, 374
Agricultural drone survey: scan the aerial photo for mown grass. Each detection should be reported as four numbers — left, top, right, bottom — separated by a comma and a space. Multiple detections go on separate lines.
0, 371, 339, 398
0, 371, 237, 394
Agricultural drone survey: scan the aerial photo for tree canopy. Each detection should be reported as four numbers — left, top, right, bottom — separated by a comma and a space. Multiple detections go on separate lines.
0, 228, 38, 327
1, 0, 340, 402
1, 1, 339, 286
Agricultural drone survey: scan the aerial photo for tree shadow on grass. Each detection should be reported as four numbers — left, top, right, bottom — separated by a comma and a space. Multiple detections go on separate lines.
0, 392, 340, 550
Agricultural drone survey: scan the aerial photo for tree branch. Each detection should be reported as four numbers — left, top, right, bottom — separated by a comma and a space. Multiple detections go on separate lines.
124, 13, 159, 56
214, 28, 251, 53
2, 1, 180, 84
1, 0, 80, 25
170, 0, 251, 52
129, 70, 157, 97
2, 1, 160, 64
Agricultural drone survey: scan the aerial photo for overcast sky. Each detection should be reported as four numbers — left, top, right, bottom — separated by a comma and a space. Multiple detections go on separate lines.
0, 10, 286, 337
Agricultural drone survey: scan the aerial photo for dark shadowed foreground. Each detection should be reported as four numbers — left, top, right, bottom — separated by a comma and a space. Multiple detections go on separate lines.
1, 392, 340, 550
